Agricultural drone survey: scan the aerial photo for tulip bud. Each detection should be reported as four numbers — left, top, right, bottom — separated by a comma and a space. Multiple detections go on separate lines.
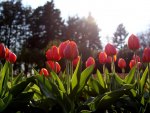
59, 40, 70, 58
137, 62, 142, 69
106, 56, 112, 64
105, 43, 117, 56
0, 43, 6, 59
6, 51, 17, 63
46, 61, 61, 73
40, 68, 49, 77
73, 56, 80, 67
85, 57, 95, 68
128, 34, 140, 50
142, 47, 150, 63
132, 55, 140, 62
98, 52, 107, 64
63, 41, 79, 60
129, 60, 136, 69
46, 46, 61, 61
118, 58, 126, 69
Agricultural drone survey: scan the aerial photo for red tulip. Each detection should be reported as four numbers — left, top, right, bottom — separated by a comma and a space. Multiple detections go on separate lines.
106, 56, 112, 64
132, 55, 140, 62
105, 43, 117, 56
5, 47, 10, 60
6, 51, 17, 63
98, 52, 107, 64
40, 68, 49, 77
46, 46, 61, 61
63, 41, 79, 60
128, 34, 140, 50
73, 56, 80, 67
137, 62, 142, 69
46, 61, 61, 73
59, 40, 70, 58
142, 47, 150, 63
0, 43, 6, 59
118, 58, 126, 69
129, 60, 136, 69
85, 57, 95, 68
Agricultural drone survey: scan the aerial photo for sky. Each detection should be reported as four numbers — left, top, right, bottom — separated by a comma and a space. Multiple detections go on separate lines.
22, 0, 150, 44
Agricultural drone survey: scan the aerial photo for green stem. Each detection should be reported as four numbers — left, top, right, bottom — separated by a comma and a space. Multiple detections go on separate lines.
148, 63, 150, 96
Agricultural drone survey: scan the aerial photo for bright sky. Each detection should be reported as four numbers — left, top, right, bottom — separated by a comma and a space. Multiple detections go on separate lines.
22, 0, 150, 44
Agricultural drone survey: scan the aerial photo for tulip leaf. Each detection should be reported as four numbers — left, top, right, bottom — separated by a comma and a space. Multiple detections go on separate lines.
124, 66, 136, 84
0, 99, 5, 112
91, 87, 132, 111
51, 71, 66, 93
0, 93, 12, 112
13, 72, 24, 85
71, 59, 81, 91
77, 65, 94, 93
140, 67, 148, 93
80, 110, 92, 113
114, 73, 124, 85
0, 62, 9, 96
10, 76, 35, 97
96, 69, 105, 89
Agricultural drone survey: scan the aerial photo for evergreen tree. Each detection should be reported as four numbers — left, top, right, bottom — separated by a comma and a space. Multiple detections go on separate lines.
20, 1, 65, 71
64, 13, 102, 63
113, 23, 128, 49
0, 0, 31, 53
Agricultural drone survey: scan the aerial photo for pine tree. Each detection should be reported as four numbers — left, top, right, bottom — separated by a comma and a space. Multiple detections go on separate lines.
113, 23, 128, 49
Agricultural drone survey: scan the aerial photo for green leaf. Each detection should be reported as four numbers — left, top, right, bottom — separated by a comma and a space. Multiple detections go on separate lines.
51, 71, 66, 93
96, 69, 105, 89
10, 76, 35, 97
0, 98, 5, 112
140, 67, 148, 93
80, 110, 92, 113
0, 93, 12, 112
93, 87, 132, 110
77, 65, 94, 93
71, 59, 81, 91
114, 73, 124, 85
13, 72, 24, 85
0, 62, 9, 96
124, 66, 136, 84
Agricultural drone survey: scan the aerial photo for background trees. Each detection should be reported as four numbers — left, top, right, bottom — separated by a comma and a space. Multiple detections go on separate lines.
64, 13, 102, 63
0, 0, 31, 54
112, 23, 129, 50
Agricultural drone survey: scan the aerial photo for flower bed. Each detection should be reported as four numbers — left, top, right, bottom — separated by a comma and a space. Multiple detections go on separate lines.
0, 34, 150, 113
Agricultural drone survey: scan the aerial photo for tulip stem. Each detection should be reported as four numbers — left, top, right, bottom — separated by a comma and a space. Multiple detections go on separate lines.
148, 63, 150, 96
103, 64, 107, 88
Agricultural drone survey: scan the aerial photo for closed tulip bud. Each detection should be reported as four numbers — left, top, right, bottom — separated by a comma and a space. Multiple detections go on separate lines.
142, 47, 150, 63
106, 56, 112, 64
132, 55, 140, 62
98, 52, 107, 64
73, 56, 80, 67
63, 41, 79, 60
46, 46, 61, 61
85, 57, 95, 68
59, 40, 70, 58
128, 34, 140, 50
40, 68, 49, 77
137, 62, 142, 69
105, 43, 117, 56
0, 43, 6, 59
46, 61, 61, 73
6, 51, 17, 63
118, 58, 126, 69
5, 47, 10, 60
129, 60, 136, 69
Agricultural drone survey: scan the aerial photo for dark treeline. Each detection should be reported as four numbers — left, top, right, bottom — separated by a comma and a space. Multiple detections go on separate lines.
0, 0, 150, 74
